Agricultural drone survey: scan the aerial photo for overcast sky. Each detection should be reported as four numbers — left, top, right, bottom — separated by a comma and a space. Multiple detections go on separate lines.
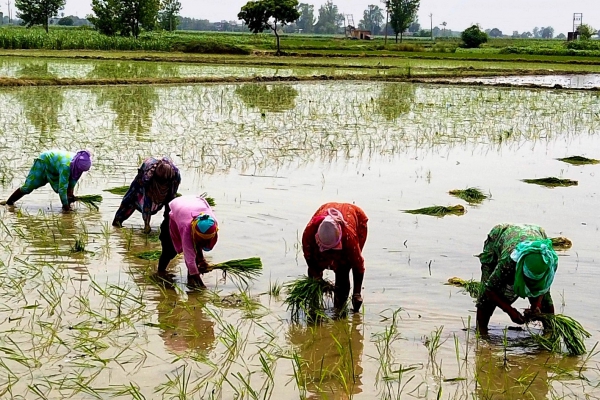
11, 0, 599, 35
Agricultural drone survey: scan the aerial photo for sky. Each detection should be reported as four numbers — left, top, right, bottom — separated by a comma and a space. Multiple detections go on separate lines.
5, 0, 599, 35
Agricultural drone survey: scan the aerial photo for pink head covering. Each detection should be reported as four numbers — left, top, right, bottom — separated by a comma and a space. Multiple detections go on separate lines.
315, 208, 345, 252
70, 150, 92, 181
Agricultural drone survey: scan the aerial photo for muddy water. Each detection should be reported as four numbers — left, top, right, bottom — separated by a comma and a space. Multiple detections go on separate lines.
0, 81, 600, 399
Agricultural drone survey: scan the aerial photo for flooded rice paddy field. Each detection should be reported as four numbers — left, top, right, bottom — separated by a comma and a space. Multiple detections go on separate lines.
0, 80, 600, 399
460, 74, 600, 89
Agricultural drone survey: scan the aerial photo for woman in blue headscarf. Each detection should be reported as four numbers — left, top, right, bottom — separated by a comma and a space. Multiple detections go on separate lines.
1, 150, 92, 212
476, 223, 559, 335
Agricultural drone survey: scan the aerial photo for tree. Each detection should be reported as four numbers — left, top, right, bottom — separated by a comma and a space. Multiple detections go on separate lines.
556, 33, 566, 39
511, 30, 519, 38
532, 26, 539, 38
386, 0, 419, 43
577, 24, 595, 40
520, 31, 532, 38
488, 28, 502, 38
238, 0, 299, 55
15, 0, 65, 33
57, 15, 73, 25
295, 2, 314, 33
158, 0, 181, 31
358, 4, 384, 35
407, 20, 420, 33
461, 24, 487, 48
314, 0, 343, 34
540, 26, 553, 39
89, 0, 160, 37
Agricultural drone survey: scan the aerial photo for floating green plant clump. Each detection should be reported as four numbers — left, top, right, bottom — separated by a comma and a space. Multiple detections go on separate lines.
404, 205, 465, 217
76, 194, 103, 210
557, 156, 600, 166
135, 250, 162, 260
446, 277, 482, 298
522, 177, 578, 187
284, 276, 335, 321
448, 187, 488, 204
527, 314, 591, 356
550, 236, 573, 250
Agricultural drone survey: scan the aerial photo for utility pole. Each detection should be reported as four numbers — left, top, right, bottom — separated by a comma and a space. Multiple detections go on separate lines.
7, 0, 11, 23
382, 0, 389, 45
429, 13, 433, 41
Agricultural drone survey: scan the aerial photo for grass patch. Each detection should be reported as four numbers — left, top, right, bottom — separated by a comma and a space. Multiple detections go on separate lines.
556, 156, 600, 165
448, 187, 488, 204
403, 204, 465, 217
284, 276, 335, 321
527, 314, 591, 356
76, 194, 103, 210
521, 177, 578, 187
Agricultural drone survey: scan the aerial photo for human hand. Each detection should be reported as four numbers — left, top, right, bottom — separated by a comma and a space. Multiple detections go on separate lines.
507, 307, 525, 325
197, 259, 212, 274
523, 307, 542, 322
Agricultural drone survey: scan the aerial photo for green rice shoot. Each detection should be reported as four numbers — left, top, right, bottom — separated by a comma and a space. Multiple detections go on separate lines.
557, 156, 600, 166
76, 194, 103, 211
446, 277, 483, 299
550, 236, 573, 250
404, 204, 465, 217
527, 314, 591, 356
104, 186, 215, 206
134, 251, 261, 284
284, 276, 335, 321
448, 187, 488, 204
521, 177, 578, 187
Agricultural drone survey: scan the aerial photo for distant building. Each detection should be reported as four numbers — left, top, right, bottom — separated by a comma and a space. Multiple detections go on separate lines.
349, 28, 372, 40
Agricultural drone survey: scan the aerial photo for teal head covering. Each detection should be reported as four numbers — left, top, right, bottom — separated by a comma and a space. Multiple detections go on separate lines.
511, 239, 558, 298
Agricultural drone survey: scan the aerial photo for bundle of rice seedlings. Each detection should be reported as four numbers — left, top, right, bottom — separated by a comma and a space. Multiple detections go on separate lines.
446, 277, 482, 299
521, 177, 578, 188
557, 156, 600, 166
76, 194, 103, 210
448, 187, 488, 204
527, 314, 591, 356
104, 185, 131, 196
133, 251, 261, 284
213, 257, 262, 286
284, 276, 335, 321
404, 205, 465, 217
550, 236, 573, 250
199, 192, 216, 207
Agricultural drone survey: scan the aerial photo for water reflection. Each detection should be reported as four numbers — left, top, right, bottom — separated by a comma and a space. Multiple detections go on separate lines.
94, 86, 158, 136
287, 317, 364, 399
475, 343, 582, 399
87, 62, 178, 79
11, 86, 64, 136
235, 84, 299, 113
376, 83, 415, 121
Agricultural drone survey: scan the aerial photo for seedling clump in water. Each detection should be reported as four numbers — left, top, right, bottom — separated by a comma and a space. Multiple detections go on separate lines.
403, 205, 465, 217
448, 187, 488, 204
557, 156, 600, 166
284, 276, 335, 321
521, 177, 578, 187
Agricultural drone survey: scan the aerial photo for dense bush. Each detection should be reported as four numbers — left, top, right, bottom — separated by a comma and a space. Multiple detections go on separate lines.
461, 25, 488, 48
499, 46, 600, 57
566, 40, 600, 51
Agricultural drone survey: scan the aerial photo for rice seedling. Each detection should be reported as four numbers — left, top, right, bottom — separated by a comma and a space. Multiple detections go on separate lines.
283, 276, 335, 321
76, 194, 103, 211
134, 250, 162, 260
403, 205, 465, 217
448, 187, 488, 204
446, 277, 483, 299
550, 236, 573, 250
521, 177, 578, 188
557, 156, 600, 165
527, 314, 591, 356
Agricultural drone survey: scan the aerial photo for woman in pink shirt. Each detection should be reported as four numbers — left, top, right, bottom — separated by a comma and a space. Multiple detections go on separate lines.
158, 195, 218, 288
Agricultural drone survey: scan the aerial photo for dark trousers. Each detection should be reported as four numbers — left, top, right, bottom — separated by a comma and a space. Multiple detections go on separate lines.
158, 204, 178, 272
